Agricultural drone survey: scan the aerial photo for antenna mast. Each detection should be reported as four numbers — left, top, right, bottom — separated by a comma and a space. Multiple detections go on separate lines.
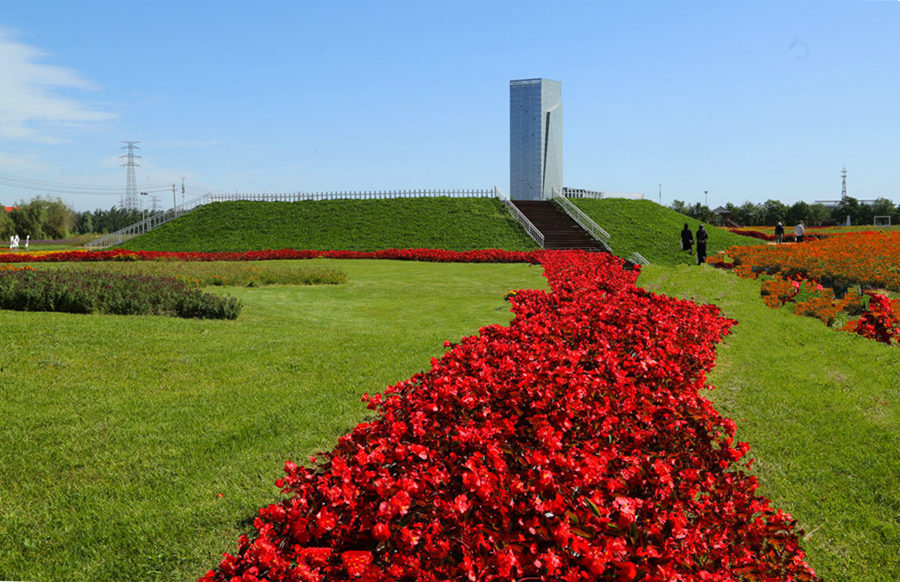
841, 166, 848, 200
120, 141, 141, 210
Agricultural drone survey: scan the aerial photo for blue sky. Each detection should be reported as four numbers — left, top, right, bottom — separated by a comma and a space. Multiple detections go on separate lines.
0, 1, 898, 211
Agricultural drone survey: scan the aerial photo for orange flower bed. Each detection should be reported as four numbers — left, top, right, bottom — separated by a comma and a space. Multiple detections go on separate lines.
719, 231, 900, 291
711, 232, 900, 344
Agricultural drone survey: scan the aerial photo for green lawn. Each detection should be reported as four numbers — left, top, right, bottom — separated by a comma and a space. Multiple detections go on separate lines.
637, 264, 899, 581
0, 259, 546, 582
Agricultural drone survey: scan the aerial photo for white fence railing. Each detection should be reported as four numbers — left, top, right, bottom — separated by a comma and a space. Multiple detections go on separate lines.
563, 187, 645, 200
552, 189, 612, 252
207, 189, 497, 202
495, 187, 545, 248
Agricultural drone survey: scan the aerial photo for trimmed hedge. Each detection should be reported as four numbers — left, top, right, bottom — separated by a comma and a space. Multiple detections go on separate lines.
0, 268, 241, 319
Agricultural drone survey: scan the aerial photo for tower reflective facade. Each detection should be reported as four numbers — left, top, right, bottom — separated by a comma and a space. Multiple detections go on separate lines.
509, 78, 562, 200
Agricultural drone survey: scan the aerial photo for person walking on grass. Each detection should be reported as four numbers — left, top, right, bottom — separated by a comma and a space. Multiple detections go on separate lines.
696, 225, 708, 265
775, 221, 784, 244
681, 223, 694, 255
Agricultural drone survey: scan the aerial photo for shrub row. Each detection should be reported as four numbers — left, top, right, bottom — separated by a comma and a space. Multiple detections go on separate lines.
0, 268, 241, 319
200, 250, 815, 581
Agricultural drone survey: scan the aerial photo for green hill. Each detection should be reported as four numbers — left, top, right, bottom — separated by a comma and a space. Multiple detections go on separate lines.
120, 197, 539, 252
571, 198, 765, 266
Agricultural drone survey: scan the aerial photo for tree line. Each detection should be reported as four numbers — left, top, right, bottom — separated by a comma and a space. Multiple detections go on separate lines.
1, 197, 144, 240
671, 196, 899, 227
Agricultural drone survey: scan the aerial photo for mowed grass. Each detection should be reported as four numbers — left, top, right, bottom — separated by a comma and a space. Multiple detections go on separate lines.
638, 264, 899, 581
120, 197, 539, 252
572, 198, 765, 266
0, 259, 546, 582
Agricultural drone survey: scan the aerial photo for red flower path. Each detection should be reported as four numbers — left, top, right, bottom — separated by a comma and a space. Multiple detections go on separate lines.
1, 247, 817, 578
190, 250, 815, 581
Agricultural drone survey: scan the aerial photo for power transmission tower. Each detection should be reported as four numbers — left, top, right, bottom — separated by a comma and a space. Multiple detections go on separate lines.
120, 141, 141, 210
841, 166, 848, 200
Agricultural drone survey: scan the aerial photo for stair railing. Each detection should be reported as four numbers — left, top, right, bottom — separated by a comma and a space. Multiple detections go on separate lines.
85, 193, 215, 250
628, 251, 650, 265
551, 188, 612, 252
494, 186, 545, 248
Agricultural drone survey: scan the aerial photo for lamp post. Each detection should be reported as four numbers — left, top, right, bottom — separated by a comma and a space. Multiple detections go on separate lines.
704, 190, 708, 208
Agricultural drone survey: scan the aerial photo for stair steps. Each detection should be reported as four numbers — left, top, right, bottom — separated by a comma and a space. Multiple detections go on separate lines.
511, 200, 607, 251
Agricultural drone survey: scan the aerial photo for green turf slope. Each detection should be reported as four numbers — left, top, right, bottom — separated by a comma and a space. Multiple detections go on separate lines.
120, 198, 539, 252
572, 198, 764, 266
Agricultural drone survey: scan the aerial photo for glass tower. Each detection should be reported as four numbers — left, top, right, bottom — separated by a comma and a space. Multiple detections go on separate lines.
509, 78, 562, 200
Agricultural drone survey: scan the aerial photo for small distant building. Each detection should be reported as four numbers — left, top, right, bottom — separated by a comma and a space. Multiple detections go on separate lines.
3, 206, 16, 213
710, 206, 737, 227
510, 78, 562, 200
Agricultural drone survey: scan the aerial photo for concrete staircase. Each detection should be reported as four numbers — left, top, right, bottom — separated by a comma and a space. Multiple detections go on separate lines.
512, 200, 607, 251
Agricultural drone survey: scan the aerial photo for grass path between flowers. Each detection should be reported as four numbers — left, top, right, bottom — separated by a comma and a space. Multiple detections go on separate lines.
638, 264, 900, 582
0, 259, 546, 582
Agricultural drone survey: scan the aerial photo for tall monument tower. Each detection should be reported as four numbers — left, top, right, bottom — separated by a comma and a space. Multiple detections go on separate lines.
509, 78, 562, 200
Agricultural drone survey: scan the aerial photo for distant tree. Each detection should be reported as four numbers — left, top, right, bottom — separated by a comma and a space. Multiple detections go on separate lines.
685, 202, 711, 223
89, 206, 143, 233
806, 203, 830, 226
9, 199, 50, 238
44, 198, 75, 238
0, 209, 13, 238
735, 201, 761, 226
786, 201, 809, 226
6, 197, 76, 239
670, 200, 687, 215
74, 211, 94, 234
760, 199, 787, 226
834, 196, 862, 226
869, 198, 896, 224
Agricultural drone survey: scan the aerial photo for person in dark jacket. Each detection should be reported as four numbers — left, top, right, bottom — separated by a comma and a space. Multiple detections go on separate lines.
696, 225, 708, 265
680, 223, 694, 255
775, 221, 784, 244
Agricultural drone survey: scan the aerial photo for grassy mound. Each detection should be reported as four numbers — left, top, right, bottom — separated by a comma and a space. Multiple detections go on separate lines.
572, 198, 765, 266
120, 198, 539, 252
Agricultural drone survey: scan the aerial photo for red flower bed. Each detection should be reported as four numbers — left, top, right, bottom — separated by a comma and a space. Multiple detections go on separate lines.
199, 251, 815, 581
0, 248, 544, 265
726, 228, 775, 242
842, 292, 900, 345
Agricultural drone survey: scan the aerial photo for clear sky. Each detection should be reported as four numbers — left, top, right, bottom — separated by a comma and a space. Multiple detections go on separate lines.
0, 0, 898, 211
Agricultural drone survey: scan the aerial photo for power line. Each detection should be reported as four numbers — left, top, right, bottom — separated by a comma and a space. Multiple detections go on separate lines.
0, 173, 170, 193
